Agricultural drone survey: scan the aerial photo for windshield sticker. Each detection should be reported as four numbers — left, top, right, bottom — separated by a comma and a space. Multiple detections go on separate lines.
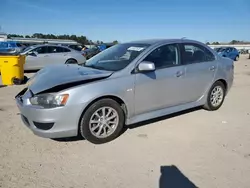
127, 47, 145, 51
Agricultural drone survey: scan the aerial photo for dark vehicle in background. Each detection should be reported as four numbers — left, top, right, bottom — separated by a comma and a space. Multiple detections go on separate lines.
214, 47, 239, 61
240, 49, 249, 54
0, 41, 26, 53
82, 46, 101, 59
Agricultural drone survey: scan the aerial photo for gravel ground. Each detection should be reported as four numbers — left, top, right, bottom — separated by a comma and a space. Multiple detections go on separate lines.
0, 56, 250, 188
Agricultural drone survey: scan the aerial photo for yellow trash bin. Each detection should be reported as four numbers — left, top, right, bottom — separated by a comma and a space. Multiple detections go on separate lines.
0, 55, 25, 85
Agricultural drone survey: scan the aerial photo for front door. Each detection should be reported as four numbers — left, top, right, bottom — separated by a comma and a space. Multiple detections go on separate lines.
25, 46, 49, 70
134, 43, 187, 116
180, 43, 218, 102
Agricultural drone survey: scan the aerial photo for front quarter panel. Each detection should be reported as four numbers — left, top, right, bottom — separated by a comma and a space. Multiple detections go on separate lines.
62, 74, 135, 123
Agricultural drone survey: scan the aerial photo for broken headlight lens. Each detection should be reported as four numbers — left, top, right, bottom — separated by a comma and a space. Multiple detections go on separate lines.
29, 94, 69, 108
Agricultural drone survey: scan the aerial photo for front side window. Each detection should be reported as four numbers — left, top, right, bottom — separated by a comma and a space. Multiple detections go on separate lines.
143, 44, 179, 69
182, 43, 215, 64
33, 46, 47, 54
85, 43, 150, 71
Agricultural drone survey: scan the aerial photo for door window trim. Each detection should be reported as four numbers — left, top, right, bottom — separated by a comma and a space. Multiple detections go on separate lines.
180, 42, 216, 65
132, 42, 183, 74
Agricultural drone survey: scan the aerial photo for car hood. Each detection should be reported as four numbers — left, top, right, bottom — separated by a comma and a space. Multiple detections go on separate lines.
28, 64, 113, 94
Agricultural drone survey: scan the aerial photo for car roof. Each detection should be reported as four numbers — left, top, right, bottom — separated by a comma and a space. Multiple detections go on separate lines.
127, 38, 203, 45
29, 44, 71, 48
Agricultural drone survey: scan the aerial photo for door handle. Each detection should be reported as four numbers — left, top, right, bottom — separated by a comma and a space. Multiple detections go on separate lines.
176, 71, 184, 77
44, 55, 49, 57
209, 66, 215, 71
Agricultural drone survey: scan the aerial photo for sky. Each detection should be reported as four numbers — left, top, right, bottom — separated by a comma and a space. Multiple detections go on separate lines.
0, 0, 250, 43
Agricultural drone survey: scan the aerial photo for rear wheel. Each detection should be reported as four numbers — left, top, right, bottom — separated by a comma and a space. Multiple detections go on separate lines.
203, 81, 226, 111
79, 99, 125, 144
65, 59, 77, 64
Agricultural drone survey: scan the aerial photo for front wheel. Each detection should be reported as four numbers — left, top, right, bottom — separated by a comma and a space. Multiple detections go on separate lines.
79, 99, 125, 144
203, 81, 226, 111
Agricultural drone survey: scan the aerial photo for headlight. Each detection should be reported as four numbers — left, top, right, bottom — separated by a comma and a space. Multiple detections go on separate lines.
29, 94, 69, 108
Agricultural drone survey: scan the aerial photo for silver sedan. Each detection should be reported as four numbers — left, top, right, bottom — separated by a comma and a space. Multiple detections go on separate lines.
21, 44, 86, 70
16, 39, 234, 144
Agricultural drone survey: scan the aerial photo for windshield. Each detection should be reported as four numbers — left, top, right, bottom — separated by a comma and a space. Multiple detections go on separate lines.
85, 43, 150, 71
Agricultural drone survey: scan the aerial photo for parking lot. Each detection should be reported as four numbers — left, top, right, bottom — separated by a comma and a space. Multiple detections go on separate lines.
0, 55, 250, 188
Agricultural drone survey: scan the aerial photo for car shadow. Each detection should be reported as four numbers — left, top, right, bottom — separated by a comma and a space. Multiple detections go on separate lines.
128, 107, 202, 130
51, 107, 201, 143
24, 70, 39, 73
52, 134, 84, 142
160, 165, 198, 188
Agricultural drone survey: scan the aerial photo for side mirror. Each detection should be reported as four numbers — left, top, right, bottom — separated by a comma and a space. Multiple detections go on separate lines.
138, 61, 155, 72
28, 51, 38, 56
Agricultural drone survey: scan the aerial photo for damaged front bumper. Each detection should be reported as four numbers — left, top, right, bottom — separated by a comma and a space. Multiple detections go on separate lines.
15, 88, 82, 138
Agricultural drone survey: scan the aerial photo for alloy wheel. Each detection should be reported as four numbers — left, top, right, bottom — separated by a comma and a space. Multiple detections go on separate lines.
89, 107, 119, 138
210, 86, 224, 107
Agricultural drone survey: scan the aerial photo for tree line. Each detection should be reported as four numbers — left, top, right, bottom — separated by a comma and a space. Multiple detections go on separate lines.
7, 33, 118, 45
206, 40, 250, 45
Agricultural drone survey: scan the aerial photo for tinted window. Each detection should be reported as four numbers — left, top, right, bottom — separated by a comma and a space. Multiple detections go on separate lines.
33, 46, 47, 54
182, 43, 215, 64
47, 46, 61, 53
16, 43, 22, 47
47, 46, 70, 53
63, 47, 71, 52
143, 44, 179, 69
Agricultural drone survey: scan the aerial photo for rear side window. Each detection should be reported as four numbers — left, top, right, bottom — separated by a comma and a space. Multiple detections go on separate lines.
63, 47, 71, 52
182, 43, 215, 64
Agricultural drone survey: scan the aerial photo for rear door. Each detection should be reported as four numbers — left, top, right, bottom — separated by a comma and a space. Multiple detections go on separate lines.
180, 43, 217, 102
44, 46, 70, 66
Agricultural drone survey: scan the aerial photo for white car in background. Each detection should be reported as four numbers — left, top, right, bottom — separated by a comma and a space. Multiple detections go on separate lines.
21, 44, 86, 70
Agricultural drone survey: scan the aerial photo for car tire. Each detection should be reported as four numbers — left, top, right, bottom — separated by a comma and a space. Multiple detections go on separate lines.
79, 98, 125, 144
235, 55, 239, 61
65, 59, 77, 64
203, 81, 226, 111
